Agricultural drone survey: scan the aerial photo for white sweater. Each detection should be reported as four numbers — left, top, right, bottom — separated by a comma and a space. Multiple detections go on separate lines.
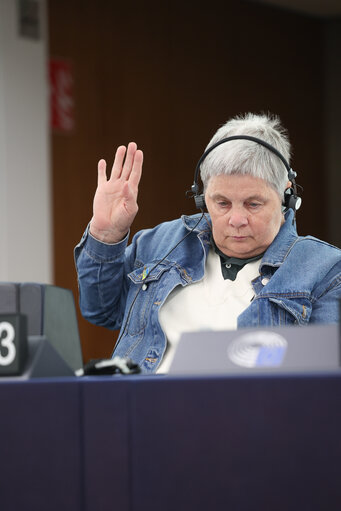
157, 248, 260, 373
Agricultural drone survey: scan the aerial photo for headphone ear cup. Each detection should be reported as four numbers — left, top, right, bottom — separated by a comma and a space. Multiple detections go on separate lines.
194, 194, 206, 211
283, 187, 302, 211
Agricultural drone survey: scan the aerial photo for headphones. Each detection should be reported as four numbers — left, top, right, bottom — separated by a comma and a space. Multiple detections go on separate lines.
189, 135, 302, 213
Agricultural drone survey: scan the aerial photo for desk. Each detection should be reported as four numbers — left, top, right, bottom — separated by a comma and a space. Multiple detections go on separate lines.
1, 372, 341, 511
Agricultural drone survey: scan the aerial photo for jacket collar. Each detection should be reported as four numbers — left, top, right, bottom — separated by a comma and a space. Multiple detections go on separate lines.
181, 213, 212, 234
260, 209, 299, 270
182, 210, 299, 269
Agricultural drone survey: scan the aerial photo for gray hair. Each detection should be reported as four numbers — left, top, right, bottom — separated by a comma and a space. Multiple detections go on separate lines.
201, 113, 291, 197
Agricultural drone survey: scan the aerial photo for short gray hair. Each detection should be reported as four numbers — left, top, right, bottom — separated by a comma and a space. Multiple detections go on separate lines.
201, 113, 291, 197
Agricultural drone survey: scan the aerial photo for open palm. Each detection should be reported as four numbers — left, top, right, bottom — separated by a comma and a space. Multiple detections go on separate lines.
90, 142, 143, 243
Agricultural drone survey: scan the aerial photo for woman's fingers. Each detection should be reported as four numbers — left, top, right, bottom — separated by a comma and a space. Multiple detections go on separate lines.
121, 142, 138, 180
129, 149, 143, 192
101, 142, 143, 191
110, 145, 128, 180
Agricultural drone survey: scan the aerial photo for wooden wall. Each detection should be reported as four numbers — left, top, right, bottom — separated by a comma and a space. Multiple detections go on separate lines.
48, 0, 326, 363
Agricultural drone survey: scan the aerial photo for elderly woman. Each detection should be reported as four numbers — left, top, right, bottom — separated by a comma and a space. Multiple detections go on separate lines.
75, 113, 341, 373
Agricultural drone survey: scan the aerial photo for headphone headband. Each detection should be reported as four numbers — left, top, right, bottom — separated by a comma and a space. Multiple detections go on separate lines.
190, 134, 301, 212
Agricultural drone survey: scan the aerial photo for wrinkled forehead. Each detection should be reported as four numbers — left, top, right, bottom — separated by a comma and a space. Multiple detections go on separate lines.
205, 172, 275, 192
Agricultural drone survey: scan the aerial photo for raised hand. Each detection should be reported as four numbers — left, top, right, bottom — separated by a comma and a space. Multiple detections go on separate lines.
89, 142, 143, 243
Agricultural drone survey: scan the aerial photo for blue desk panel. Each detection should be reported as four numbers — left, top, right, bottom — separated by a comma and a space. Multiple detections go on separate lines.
1, 372, 341, 511
0, 378, 82, 511
129, 373, 341, 511
81, 378, 130, 511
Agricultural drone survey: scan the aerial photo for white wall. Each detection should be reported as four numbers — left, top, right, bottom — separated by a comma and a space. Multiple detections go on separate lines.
0, 0, 52, 283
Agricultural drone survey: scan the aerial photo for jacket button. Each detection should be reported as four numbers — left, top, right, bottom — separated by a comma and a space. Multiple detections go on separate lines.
261, 277, 270, 286
142, 283, 148, 291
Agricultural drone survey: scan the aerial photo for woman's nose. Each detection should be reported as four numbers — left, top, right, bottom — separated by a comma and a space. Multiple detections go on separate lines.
228, 208, 248, 228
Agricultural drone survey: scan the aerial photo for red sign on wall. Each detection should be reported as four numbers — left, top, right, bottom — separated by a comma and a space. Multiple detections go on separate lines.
49, 59, 74, 133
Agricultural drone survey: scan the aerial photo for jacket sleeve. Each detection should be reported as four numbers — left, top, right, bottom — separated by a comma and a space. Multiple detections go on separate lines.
74, 226, 136, 330
310, 267, 341, 324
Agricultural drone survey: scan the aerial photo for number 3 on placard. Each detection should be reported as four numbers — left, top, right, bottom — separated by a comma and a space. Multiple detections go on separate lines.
0, 321, 16, 366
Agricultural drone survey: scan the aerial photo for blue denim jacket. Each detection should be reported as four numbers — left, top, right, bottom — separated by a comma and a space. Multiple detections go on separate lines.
74, 210, 341, 373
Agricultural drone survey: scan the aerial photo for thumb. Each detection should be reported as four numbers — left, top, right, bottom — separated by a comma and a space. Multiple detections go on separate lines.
97, 159, 107, 186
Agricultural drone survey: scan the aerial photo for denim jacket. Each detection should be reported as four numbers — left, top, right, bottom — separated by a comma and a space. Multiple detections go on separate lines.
74, 210, 341, 373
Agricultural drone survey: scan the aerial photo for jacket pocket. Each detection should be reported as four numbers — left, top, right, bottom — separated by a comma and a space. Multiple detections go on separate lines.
125, 262, 172, 335
269, 296, 312, 325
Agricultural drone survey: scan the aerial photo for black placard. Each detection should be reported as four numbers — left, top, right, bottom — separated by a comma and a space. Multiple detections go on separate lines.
0, 314, 27, 376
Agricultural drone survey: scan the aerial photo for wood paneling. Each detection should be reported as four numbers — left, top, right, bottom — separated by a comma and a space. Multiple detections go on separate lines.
48, 0, 326, 362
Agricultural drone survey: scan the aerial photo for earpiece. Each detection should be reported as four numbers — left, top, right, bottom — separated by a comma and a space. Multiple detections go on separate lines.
283, 187, 302, 212
194, 193, 206, 211
188, 135, 302, 213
